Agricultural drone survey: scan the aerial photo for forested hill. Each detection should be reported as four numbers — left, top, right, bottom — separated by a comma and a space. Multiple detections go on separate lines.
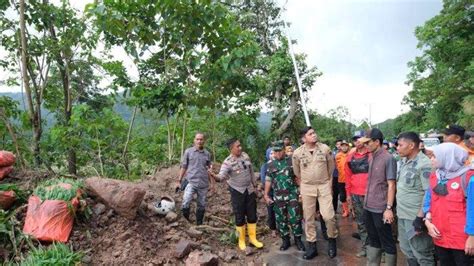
0, 92, 273, 132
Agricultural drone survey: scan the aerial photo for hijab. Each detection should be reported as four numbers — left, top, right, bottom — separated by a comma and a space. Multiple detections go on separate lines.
433, 142, 469, 182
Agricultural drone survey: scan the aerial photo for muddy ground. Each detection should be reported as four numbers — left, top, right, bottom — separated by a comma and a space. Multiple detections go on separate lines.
3, 166, 276, 265
3, 165, 407, 265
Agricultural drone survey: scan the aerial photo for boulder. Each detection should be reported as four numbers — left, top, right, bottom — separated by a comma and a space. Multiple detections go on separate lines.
185, 251, 218, 266
85, 177, 146, 219
174, 239, 192, 259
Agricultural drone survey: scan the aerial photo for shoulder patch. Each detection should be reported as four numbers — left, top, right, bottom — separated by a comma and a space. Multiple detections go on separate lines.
421, 168, 432, 179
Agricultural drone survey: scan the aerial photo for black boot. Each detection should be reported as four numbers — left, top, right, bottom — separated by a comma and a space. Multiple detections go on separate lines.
279, 236, 291, 251
328, 238, 337, 258
294, 236, 305, 251
196, 209, 205, 225
303, 241, 318, 260
182, 208, 190, 221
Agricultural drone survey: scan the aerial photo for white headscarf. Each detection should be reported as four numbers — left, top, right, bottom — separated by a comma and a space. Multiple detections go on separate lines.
433, 142, 469, 181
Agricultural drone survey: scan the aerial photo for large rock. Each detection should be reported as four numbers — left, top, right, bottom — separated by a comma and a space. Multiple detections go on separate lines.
85, 177, 146, 219
185, 251, 218, 266
174, 239, 192, 259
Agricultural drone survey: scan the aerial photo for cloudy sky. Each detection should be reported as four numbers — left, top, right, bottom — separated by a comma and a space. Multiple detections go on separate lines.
279, 0, 442, 124
1, 0, 442, 124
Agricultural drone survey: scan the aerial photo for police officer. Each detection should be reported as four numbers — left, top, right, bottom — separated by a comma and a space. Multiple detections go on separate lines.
264, 141, 305, 251
213, 138, 263, 251
293, 127, 338, 259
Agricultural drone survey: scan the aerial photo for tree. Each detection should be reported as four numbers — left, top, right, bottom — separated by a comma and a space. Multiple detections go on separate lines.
0, 96, 25, 168
18, 0, 43, 167
405, 0, 474, 130
1, 0, 103, 173
225, 0, 321, 137
88, 0, 261, 163
38, 0, 101, 174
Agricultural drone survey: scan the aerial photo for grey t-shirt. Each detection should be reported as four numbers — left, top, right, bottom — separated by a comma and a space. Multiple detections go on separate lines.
396, 152, 432, 220
181, 147, 211, 188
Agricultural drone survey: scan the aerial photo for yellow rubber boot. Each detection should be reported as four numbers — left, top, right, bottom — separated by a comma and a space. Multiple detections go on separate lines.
247, 223, 263, 248
236, 226, 247, 250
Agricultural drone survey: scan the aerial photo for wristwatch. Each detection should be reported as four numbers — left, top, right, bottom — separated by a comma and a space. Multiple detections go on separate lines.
386, 205, 392, 210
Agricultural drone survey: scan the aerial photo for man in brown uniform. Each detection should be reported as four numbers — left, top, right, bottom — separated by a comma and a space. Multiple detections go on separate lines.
293, 127, 338, 259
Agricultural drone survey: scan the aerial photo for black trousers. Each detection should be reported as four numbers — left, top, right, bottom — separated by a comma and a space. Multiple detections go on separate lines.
229, 186, 257, 226
364, 210, 397, 255
337, 182, 347, 203
332, 176, 339, 211
267, 203, 276, 230
435, 245, 474, 266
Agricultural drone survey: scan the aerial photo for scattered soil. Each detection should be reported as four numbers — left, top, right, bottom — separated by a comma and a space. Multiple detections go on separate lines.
4, 165, 277, 265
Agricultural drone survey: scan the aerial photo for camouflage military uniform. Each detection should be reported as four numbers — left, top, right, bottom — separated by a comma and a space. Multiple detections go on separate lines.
266, 156, 303, 237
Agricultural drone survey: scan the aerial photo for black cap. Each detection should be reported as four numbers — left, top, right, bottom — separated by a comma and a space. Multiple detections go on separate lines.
443, 124, 465, 138
367, 128, 384, 140
466, 131, 474, 139
340, 140, 349, 145
352, 135, 361, 141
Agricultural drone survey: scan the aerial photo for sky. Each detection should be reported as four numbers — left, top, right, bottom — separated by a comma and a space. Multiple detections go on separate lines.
279, 0, 443, 124
0, 0, 443, 124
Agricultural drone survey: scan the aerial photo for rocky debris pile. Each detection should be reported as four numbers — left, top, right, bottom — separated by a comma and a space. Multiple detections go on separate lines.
69, 165, 272, 265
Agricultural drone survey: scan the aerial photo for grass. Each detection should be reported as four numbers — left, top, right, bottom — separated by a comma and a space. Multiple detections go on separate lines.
20, 243, 83, 266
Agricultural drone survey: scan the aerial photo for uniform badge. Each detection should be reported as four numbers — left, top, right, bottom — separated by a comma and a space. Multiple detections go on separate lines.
451, 182, 460, 190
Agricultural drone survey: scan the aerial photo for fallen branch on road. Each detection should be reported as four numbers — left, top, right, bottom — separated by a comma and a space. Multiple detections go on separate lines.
209, 215, 230, 225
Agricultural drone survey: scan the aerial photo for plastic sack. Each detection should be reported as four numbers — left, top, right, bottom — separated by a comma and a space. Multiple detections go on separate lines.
0, 166, 13, 180
23, 195, 79, 242
0, 190, 16, 210
0, 151, 15, 167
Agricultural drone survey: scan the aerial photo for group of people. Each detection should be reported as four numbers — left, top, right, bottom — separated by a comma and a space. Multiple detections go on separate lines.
175, 124, 474, 265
